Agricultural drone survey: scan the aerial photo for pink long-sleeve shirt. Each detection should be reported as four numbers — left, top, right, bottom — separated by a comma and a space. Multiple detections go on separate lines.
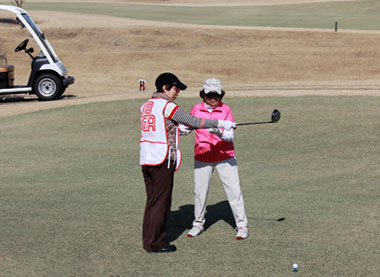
190, 102, 235, 163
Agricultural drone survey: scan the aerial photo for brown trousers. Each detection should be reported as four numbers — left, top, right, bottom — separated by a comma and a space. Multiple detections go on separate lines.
142, 160, 175, 251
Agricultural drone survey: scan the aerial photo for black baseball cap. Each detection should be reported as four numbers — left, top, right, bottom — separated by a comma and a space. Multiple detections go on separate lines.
155, 72, 187, 91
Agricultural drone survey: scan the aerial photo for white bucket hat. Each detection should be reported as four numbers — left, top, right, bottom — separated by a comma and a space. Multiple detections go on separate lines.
203, 78, 222, 95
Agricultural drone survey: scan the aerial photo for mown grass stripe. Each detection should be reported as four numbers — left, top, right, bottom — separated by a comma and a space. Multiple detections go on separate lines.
0, 0, 378, 30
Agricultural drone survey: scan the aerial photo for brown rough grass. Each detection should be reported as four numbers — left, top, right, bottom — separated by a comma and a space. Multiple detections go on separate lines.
3, 21, 380, 92
32, 26, 380, 90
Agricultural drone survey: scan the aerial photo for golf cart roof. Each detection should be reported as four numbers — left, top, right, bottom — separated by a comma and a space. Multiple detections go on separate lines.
0, 4, 66, 75
0, 5, 27, 14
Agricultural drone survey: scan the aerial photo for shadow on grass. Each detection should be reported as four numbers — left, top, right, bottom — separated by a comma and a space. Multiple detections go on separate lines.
0, 94, 76, 103
167, 200, 235, 242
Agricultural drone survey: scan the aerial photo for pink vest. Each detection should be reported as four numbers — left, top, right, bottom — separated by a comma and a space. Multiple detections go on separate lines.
190, 102, 235, 163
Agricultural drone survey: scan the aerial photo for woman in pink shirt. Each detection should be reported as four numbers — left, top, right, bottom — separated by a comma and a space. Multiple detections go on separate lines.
180, 78, 249, 240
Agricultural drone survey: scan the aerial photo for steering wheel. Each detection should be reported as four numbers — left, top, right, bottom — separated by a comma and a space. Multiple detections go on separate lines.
15, 39, 29, 52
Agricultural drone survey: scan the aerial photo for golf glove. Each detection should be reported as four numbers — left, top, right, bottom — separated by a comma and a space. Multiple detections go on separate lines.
208, 128, 223, 136
178, 124, 192, 135
218, 120, 236, 130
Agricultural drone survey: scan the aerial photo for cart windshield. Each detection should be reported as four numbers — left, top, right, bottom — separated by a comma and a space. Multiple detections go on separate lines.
21, 13, 58, 63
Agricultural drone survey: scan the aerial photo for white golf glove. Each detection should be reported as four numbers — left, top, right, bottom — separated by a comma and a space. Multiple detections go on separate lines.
208, 128, 223, 136
218, 120, 236, 130
178, 124, 192, 135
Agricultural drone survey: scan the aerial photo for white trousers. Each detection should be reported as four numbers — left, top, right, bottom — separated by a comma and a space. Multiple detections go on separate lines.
192, 157, 248, 228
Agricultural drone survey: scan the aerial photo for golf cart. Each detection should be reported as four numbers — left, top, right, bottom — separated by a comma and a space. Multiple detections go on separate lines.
0, 5, 74, 101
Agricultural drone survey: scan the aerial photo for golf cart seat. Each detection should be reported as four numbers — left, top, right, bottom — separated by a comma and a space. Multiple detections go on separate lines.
0, 65, 13, 71
0, 65, 15, 88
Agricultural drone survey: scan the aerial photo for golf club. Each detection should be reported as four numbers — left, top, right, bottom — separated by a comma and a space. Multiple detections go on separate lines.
236, 109, 281, 126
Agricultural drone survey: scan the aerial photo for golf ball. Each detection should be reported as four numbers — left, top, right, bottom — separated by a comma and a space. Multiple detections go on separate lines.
292, 264, 298, 269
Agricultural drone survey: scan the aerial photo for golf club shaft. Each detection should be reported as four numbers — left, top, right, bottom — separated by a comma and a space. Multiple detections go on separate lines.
237, 109, 281, 126
236, 121, 273, 126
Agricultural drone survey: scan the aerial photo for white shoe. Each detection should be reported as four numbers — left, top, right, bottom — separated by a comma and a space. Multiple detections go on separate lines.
236, 226, 249, 240
187, 225, 204, 237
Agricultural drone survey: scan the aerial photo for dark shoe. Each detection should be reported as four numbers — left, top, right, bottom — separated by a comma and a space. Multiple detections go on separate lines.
147, 244, 177, 253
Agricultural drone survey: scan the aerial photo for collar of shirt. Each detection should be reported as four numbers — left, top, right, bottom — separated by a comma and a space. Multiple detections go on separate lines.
202, 102, 223, 113
152, 91, 175, 103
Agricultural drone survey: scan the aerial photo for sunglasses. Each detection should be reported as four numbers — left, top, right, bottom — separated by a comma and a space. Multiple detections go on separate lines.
205, 93, 221, 98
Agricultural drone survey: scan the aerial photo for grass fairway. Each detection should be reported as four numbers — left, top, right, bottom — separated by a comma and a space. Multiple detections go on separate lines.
5, 0, 379, 30
0, 96, 379, 276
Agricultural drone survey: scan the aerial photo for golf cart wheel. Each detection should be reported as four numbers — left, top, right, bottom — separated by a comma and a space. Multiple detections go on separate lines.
33, 73, 63, 101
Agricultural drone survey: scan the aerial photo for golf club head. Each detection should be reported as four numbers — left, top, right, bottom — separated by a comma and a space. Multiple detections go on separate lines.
271, 109, 281, 123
